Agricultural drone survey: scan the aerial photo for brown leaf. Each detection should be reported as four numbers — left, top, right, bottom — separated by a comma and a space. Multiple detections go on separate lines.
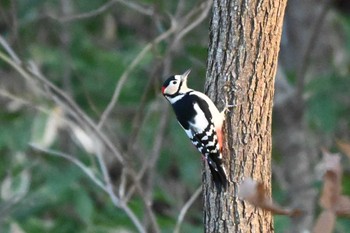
312, 210, 336, 233
320, 170, 340, 209
336, 140, 350, 159
335, 195, 350, 216
238, 177, 258, 202
238, 178, 302, 217
319, 149, 342, 209
319, 149, 342, 178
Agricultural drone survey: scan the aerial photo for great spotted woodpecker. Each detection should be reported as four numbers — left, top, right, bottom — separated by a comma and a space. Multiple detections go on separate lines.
161, 69, 228, 189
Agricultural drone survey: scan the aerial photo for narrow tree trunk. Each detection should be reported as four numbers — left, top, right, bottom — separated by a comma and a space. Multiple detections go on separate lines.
203, 0, 287, 232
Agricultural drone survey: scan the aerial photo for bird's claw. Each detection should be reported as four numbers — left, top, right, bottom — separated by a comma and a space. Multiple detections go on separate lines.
220, 97, 235, 115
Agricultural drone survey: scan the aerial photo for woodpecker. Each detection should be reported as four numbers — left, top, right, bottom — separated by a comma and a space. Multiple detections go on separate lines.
161, 69, 228, 189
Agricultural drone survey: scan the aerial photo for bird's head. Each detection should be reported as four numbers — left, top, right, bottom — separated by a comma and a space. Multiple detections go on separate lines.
161, 69, 191, 99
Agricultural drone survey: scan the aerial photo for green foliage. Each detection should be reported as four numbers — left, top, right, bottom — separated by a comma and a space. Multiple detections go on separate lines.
274, 215, 291, 232
306, 73, 350, 132
0, 112, 32, 151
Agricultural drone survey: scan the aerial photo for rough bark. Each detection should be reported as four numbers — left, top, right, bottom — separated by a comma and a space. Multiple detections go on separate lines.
203, 0, 287, 232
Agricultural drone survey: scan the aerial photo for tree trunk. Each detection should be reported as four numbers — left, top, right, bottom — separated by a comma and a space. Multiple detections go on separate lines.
203, 0, 287, 232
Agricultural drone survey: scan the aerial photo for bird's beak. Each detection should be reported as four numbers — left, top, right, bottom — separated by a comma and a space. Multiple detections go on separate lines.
181, 69, 191, 82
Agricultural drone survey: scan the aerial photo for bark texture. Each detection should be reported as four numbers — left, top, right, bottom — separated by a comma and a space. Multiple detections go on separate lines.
203, 0, 287, 232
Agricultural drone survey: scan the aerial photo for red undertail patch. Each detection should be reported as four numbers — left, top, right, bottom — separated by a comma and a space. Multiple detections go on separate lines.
216, 127, 223, 152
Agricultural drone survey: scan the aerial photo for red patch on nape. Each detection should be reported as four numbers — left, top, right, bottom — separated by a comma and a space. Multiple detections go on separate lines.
161, 86, 166, 94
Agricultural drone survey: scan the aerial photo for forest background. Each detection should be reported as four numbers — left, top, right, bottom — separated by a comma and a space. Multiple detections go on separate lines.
0, 0, 350, 232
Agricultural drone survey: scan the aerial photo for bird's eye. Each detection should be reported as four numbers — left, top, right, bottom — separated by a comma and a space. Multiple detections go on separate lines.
172, 81, 177, 85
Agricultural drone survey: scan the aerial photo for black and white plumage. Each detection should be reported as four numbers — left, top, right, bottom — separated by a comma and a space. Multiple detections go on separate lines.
161, 70, 228, 189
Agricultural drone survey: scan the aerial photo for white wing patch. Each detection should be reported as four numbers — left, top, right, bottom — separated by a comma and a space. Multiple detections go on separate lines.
189, 103, 209, 134
189, 91, 223, 129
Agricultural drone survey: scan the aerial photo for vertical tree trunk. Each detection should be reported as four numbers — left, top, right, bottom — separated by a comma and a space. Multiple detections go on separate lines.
203, 0, 287, 232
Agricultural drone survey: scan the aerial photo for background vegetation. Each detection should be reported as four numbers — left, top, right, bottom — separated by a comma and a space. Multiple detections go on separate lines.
0, 0, 349, 232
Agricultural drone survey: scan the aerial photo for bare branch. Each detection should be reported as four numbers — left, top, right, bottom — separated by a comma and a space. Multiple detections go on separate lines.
30, 144, 147, 233
116, 0, 154, 16
0, 36, 21, 64
48, 0, 153, 23
173, 0, 213, 44
174, 187, 202, 233
27, 61, 126, 165
97, 24, 178, 128
30, 144, 106, 191
295, 0, 333, 102
119, 202, 147, 233
0, 50, 32, 82
123, 103, 169, 202
0, 88, 47, 113
49, 0, 117, 23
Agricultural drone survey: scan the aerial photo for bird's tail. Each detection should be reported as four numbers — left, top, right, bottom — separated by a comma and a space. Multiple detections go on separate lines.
207, 156, 228, 191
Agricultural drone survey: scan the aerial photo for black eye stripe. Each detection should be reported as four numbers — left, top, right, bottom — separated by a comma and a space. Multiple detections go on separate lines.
163, 78, 183, 97
162, 76, 176, 88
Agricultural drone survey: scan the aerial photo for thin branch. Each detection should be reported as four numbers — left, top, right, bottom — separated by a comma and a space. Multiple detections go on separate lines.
31, 144, 147, 233
120, 202, 147, 233
116, 0, 154, 16
173, 0, 213, 44
295, 0, 333, 102
95, 150, 148, 233
118, 169, 127, 198
174, 187, 202, 233
97, 24, 178, 128
0, 36, 20, 64
141, 102, 169, 233
96, 149, 116, 199
123, 103, 169, 202
0, 50, 32, 81
27, 61, 126, 165
49, 0, 118, 22
48, 0, 153, 23
0, 88, 48, 114
30, 144, 106, 191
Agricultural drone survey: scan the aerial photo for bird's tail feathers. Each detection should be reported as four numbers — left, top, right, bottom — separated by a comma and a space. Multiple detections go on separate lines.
207, 157, 228, 191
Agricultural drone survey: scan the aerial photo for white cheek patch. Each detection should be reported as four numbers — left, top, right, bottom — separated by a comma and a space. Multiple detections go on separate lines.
166, 85, 178, 95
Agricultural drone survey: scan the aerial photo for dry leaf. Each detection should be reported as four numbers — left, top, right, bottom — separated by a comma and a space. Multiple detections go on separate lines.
313, 148, 350, 232
238, 177, 301, 217
334, 195, 350, 216
336, 140, 350, 159
71, 125, 101, 154
33, 106, 64, 148
238, 177, 257, 201
1, 170, 30, 201
312, 210, 336, 233
318, 149, 342, 210
320, 170, 341, 209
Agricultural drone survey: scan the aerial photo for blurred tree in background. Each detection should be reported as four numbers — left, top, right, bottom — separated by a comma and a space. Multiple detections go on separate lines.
0, 0, 349, 233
